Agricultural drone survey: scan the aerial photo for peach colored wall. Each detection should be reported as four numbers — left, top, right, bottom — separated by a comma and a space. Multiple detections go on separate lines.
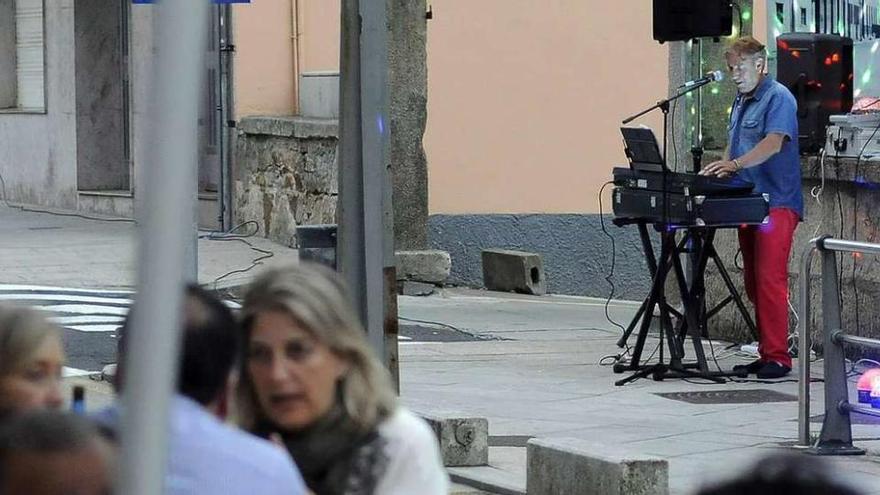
753, 1, 768, 44
276, 1, 671, 214
424, 1, 667, 214
233, 1, 297, 117
298, 0, 340, 72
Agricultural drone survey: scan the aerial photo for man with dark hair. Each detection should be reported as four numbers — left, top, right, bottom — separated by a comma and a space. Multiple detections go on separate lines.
0, 411, 113, 495
697, 454, 862, 495
110, 285, 306, 494
701, 36, 802, 379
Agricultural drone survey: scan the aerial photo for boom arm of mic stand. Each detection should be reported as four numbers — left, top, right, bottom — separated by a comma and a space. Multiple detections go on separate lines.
621, 80, 713, 125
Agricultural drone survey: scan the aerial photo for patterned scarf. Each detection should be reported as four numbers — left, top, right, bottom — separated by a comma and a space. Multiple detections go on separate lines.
256, 402, 390, 495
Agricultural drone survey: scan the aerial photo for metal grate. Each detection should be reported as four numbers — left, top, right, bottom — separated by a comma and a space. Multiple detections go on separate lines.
655, 389, 797, 405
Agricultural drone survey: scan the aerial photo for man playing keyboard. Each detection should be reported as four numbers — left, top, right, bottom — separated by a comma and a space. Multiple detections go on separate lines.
700, 36, 803, 379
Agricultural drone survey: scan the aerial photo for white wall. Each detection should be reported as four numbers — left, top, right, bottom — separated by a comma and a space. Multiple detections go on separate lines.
0, 0, 77, 208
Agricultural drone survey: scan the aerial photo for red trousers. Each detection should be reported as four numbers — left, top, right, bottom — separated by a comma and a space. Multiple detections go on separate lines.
737, 207, 799, 368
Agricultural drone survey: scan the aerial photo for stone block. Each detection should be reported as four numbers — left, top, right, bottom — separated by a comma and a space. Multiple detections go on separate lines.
399, 280, 435, 296
527, 437, 668, 495
395, 250, 451, 284
481, 249, 546, 295
421, 413, 488, 467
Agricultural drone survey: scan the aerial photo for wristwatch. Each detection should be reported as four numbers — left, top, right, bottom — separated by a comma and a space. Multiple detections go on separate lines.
732, 158, 743, 171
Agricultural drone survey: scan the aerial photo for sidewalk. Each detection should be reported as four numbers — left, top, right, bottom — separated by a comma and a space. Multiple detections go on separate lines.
398, 289, 880, 495
0, 204, 299, 290
5, 205, 880, 494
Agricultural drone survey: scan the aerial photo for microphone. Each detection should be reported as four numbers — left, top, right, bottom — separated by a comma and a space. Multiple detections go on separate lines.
678, 70, 724, 89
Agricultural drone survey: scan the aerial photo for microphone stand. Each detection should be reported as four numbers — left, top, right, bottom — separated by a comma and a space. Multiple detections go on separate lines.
615, 78, 718, 385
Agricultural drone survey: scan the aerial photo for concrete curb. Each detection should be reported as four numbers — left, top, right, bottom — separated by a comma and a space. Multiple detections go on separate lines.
448, 468, 526, 495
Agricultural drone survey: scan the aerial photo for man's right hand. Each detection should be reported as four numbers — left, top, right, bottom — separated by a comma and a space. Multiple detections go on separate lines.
700, 160, 738, 178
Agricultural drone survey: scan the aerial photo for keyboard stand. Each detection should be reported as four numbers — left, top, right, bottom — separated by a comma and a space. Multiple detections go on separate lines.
612, 223, 756, 385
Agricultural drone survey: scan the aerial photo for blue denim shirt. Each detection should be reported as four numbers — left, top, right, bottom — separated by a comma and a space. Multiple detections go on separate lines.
729, 76, 804, 218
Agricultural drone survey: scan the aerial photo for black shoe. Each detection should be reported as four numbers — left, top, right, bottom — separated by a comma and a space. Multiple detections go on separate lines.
756, 361, 791, 379
733, 359, 764, 374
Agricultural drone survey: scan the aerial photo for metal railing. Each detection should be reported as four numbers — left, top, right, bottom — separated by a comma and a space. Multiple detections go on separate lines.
797, 236, 880, 454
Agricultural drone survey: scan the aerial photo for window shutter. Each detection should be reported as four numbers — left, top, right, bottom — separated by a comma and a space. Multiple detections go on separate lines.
15, 0, 44, 110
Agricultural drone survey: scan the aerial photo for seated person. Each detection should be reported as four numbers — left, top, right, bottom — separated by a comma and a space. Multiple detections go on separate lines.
0, 304, 65, 418
236, 263, 449, 495
0, 410, 113, 495
110, 285, 307, 495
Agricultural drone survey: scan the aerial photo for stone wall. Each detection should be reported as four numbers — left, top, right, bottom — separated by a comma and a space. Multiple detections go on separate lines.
232, 116, 338, 247
704, 154, 880, 352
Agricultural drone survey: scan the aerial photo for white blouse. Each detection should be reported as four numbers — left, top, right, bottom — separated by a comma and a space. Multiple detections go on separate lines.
373, 408, 450, 495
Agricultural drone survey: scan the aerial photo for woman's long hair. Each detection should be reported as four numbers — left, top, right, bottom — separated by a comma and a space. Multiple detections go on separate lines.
0, 304, 60, 377
235, 263, 397, 433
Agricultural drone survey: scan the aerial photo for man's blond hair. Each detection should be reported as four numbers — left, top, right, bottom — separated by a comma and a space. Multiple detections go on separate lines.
725, 36, 767, 60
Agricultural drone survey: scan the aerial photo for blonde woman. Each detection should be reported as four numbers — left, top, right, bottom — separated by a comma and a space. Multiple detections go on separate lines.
237, 264, 448, 495
0, 304, 65, 417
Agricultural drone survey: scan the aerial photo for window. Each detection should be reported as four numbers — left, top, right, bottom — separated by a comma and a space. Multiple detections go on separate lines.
0, 0, 45, 112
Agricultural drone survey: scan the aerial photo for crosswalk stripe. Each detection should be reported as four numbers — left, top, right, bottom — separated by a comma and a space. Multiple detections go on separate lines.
0, 284, 134, 334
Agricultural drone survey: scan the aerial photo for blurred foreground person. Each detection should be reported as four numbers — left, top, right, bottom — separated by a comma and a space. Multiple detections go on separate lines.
697, 453, 862, 495
0, 304, 64, 418
113, 285, 306, 495
0, 410, 113, 495
237, 264, 448, 495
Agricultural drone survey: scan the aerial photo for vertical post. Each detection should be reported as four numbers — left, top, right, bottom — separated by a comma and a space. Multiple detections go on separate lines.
337, 0, 398, 382
338, 0, 367, 329
219, 4, 234, 232
810, 247, 863, 455
797, 242, 816, 447
360, 0, 397, 380
116, 1, 208, 494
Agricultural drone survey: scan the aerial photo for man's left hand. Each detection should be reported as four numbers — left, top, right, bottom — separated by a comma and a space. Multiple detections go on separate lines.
699, 160, 738, 178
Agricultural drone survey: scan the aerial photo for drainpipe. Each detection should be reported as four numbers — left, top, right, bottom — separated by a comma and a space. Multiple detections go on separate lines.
291, 0, 301, 114
220, 4, 234, 231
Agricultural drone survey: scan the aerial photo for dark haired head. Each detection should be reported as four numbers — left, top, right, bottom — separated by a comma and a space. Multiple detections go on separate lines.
0, 411, 112, 494
697, 454, 862, 495
118, 285, 239, 406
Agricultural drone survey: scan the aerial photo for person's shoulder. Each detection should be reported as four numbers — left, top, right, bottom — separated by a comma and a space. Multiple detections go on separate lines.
166, 401, 307, 494
172, 402, 304, 487
374, 408, 449, 494
218, 422, 300, 474
378, 407, 436, 446
767, 79, 797, 105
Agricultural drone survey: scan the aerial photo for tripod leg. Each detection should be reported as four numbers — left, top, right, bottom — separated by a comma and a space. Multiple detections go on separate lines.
617, 298, 648, 348
624, 231, 675, 369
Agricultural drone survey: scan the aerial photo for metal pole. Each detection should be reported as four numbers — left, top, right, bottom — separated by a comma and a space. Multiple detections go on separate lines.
117, 1, 208, 494
337, 0, 397, 378
820, 238, 880, 255
219, 4, 234, 232
797, 239, 818, 447
359, 0, 394, 368
338, 0, 367, 325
